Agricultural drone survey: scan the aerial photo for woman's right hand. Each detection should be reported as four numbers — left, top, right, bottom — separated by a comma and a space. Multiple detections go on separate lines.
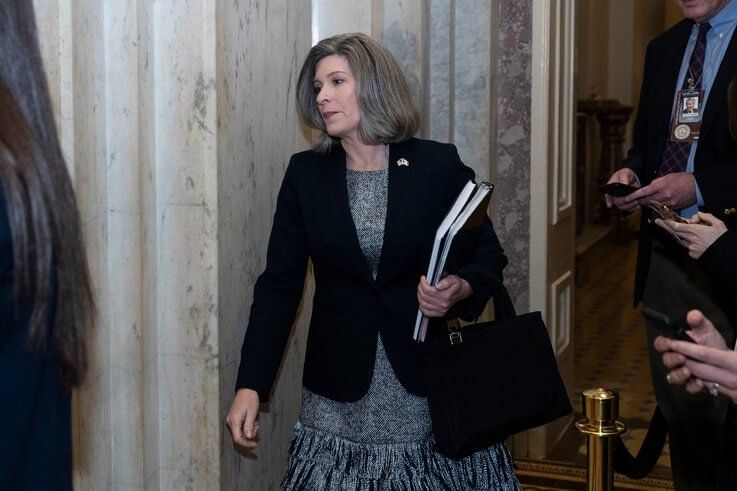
226, 388, 260, 449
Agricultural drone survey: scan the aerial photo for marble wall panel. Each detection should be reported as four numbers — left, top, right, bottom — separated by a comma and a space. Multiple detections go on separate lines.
140, 1, 221, 489
104, 2, 145, 487
453, 0, 492, 182
137, 2, 161, 489
493, 0, 532, 309
427, 0, 452, 142
39, 0, 224, 488
381, 0, 425, 117
312, 0, 372, 41
68, 1, 114, 488
217, 0, 312, 489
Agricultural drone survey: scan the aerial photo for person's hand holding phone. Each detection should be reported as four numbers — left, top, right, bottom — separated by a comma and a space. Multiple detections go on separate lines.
624, 172, 697, 210
655, 211, 728, 259
604, 168, 641, 211
654, 310, 736, 402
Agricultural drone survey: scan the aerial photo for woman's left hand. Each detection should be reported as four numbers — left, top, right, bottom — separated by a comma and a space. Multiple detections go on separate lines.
417, 274, 472, 318
654, 310, 737, 404
655, 212, 727, 259
658, 339, 737, 404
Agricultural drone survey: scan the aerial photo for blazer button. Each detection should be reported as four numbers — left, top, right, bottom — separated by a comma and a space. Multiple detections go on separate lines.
646, 218, 654, 224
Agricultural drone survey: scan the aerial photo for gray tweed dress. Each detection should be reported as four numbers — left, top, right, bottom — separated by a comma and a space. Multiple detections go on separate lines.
282, 169, 520, 490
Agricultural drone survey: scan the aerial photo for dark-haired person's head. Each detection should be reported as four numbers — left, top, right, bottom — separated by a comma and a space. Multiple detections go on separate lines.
0, 0, 93, 388
295, 33, 420, 153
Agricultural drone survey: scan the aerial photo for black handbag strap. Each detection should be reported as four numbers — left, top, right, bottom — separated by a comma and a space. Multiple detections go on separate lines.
445, 275, 516, 337
488, 275, 517, 321
443, 275, 517, 344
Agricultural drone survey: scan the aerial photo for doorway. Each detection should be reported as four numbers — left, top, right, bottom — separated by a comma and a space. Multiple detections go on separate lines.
517, 1, 687, 487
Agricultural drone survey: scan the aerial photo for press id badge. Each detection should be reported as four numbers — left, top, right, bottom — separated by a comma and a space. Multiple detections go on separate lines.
669, 89, 704, 142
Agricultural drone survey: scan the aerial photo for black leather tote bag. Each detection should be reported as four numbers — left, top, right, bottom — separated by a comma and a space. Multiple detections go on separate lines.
419, 278, 572, 459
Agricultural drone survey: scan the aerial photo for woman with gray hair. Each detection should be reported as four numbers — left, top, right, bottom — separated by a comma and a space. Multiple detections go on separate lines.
226, 33, 519, 489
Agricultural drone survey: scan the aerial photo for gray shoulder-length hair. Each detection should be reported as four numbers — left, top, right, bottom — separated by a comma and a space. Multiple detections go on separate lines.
296, 33, 420, 153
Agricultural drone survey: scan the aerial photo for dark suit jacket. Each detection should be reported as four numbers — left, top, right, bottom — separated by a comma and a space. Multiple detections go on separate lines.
0, 187, 72, 490
236, 138, 508, 402
624, 19, 737, 305
699, 230, 737, 313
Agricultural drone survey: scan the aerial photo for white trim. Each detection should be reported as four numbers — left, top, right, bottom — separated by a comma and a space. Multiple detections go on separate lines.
552, 0, 575, 224
529, 0, 551, 318
550, 270, 573, 355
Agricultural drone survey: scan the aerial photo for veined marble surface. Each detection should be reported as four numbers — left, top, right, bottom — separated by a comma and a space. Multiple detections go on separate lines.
494, 0, 532, 310
216, 0, 312, 489
37, 0, 226, 488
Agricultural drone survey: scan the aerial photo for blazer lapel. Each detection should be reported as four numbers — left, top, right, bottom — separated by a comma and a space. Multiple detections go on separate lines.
700, 30, 737, 138
327, 145, 375, 283
376, 141, 413, 285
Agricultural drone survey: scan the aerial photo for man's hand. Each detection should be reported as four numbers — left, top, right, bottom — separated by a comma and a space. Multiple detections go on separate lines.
605, 168, 641, 211
417, 275, 472, 318
625, 172, 696, 210
226, 388, 260, 449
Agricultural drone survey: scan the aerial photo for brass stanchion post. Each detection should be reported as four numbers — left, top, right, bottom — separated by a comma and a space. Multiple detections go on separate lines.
575, 388, 627, 491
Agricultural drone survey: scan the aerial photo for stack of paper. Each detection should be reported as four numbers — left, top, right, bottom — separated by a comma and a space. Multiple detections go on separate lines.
413, 181, 495, 342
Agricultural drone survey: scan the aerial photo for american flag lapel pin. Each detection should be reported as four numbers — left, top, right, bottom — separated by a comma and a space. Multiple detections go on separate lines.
397, 157, 409, 167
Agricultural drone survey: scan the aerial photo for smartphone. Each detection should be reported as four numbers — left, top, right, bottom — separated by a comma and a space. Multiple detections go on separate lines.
647, 200, 688, 224
600, 182, 639, 197
642, 307, 695, 343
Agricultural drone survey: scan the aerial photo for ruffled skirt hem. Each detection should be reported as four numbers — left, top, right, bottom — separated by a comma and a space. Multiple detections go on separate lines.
281, 422, 521, 490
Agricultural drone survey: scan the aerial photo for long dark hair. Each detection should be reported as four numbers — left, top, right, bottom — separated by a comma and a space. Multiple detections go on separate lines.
0, 1, 93, 387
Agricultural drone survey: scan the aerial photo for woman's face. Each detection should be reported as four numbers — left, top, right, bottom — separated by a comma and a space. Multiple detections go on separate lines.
313, 55, 361, 141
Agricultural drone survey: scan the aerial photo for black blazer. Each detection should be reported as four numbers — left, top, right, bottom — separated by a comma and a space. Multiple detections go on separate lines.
0, 187, 72, 490
699, 230, 737, 314
624, 19, 737, 304
236, 138, 507, 402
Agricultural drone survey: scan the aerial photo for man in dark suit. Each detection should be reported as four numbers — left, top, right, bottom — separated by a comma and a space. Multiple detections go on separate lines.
606, 1, 737, 488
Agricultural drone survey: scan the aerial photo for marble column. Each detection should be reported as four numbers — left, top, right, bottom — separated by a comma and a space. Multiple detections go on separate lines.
216, 0, 311, 489
139, 2, 221, 488
35, 0, 312, 488
35, 0, 147, 488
